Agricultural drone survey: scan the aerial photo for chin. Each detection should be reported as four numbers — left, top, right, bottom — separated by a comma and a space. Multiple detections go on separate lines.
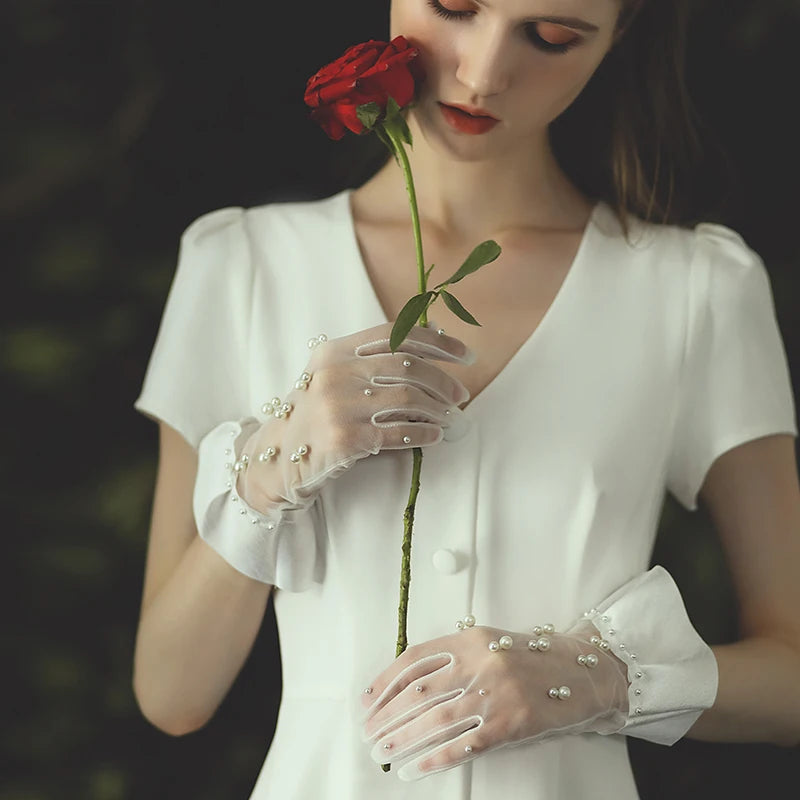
411, 108, 500, 163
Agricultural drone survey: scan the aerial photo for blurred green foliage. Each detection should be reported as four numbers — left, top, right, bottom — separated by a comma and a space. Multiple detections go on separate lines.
2, 1, 798, 798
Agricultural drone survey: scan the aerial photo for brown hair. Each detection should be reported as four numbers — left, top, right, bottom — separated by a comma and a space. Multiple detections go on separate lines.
550, 0, 703, 233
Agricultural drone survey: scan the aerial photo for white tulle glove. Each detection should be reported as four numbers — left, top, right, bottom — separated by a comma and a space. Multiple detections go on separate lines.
360, 620, 629, 781
192, 322, 473, 588
361, 567, 718, 781
235, 322, 473, 513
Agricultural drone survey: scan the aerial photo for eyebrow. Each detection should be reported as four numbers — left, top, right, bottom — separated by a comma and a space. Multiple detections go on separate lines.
470, 2, 600, 33
528, 16, 599, 33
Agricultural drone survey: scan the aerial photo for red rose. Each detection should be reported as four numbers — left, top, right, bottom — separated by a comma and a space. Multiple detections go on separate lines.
304, 36, 424, 140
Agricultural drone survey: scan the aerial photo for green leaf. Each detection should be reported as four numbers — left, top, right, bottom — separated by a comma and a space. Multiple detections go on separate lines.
382, 96, 413, 147
356, 101, 382, 131
385, 96, 402, 120
374, 125, 395, 157
396, 111, 413, 146
390, 291, 435, 351
441, 290, 481, 326
435, 240, 502, 288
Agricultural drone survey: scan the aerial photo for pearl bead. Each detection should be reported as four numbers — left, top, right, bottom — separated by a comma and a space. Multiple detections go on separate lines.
364, 388, 373, 396
403, 359, 412, 367
536, 637, 551, 652
585, 654, 599, 668
463, 614, 476, 627
598, 640, 610, 651
478, 689, 487, 696
499, 635, 513, 649
630, 653, 637, 660
384, 743, 392, 750
297, 444, 308, 456
266, 523, 275, 530
437, 328, 445, 335
543, 623, 555, 634
488, 641, 500, 652
464, 744, 473, 753
619, 643, 626, 650
527, 640, 537, 650
301, 372, 312, 382
271, 397, 282, 407
608, 629, 616, 636
415, 685, 424, 692
635, 671, 643, 679
634, 689, 642, 695
590, 635, 601, 646
403, 436, 411, 444
308, 338, 318, 349
577, 655, 587, 666
558, 686, 571, 699
532, 626, 543, 636
239, 509, 247, 516
290, 453, 301, 463
251, 518, 258, 525
318, 334, 328, 342
364, 687, 373, 694
548, 688, 560, 699
635, 708, 643, 715
456, 620, 465, 630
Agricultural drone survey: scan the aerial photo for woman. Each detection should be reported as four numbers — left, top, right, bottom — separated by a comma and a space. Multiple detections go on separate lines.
132, 0, 800, 797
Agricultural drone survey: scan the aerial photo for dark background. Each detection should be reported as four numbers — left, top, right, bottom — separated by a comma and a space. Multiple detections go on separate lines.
2, 1, 799, 798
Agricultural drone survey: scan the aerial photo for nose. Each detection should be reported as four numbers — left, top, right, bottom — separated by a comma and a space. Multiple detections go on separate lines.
455, 23, 512, 97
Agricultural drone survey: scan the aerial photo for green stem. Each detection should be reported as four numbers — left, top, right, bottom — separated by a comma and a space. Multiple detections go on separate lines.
384, 125, 428, 322
379, 120, 428, 774
396, 446, 423, 657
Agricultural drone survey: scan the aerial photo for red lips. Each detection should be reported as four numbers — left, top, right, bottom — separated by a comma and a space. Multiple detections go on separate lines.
438, 102, 500, 135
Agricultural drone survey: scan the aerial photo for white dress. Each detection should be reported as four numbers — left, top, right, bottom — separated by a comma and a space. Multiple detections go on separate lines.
134, 189, 797, 799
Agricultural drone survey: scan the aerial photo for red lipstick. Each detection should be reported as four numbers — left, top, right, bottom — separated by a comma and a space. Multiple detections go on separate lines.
438, 102, 499, 135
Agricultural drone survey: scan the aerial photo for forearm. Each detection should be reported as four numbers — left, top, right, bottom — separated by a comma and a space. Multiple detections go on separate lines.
133, 534, 272, 735
686, 637, 800, 746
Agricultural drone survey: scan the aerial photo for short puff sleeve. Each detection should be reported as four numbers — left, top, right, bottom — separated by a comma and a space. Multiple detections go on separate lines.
666, 224, 797, 511
134, 208, 254, 447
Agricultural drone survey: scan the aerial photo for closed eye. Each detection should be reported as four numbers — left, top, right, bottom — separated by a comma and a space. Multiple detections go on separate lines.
524, 21, 581, 54
426, 0, 473, 21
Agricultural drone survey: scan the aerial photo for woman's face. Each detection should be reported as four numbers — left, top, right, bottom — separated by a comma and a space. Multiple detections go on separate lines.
390, 0, 622, 160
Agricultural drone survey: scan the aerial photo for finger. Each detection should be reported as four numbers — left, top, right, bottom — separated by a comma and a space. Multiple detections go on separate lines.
396, 726, 492, 782
361, 352, 470, 405
371, 709, 483, 766
363, 661, 462, 741
354, 324, 475, 365
363, 687, 463, 743
372, 418, 444, 449
361, 651, 452, 721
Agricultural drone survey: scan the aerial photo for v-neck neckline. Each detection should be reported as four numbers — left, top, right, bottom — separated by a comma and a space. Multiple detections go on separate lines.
337, 188, 603, 412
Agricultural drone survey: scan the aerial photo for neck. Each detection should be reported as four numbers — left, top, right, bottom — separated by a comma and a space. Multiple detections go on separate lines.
362, 111, 592, 241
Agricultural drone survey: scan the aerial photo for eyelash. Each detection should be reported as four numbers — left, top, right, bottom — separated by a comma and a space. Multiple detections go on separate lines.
424, 0, 580, 55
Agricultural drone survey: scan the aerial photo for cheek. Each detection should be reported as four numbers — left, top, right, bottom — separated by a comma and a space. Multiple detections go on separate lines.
526, 56, 607, 121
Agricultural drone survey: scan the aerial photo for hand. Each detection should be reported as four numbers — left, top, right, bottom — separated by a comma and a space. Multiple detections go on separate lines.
237, 322, 473, 513
360, 620, 629, 781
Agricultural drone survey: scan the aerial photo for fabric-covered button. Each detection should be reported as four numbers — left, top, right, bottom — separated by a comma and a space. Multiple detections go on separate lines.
432, 549, 461, 575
